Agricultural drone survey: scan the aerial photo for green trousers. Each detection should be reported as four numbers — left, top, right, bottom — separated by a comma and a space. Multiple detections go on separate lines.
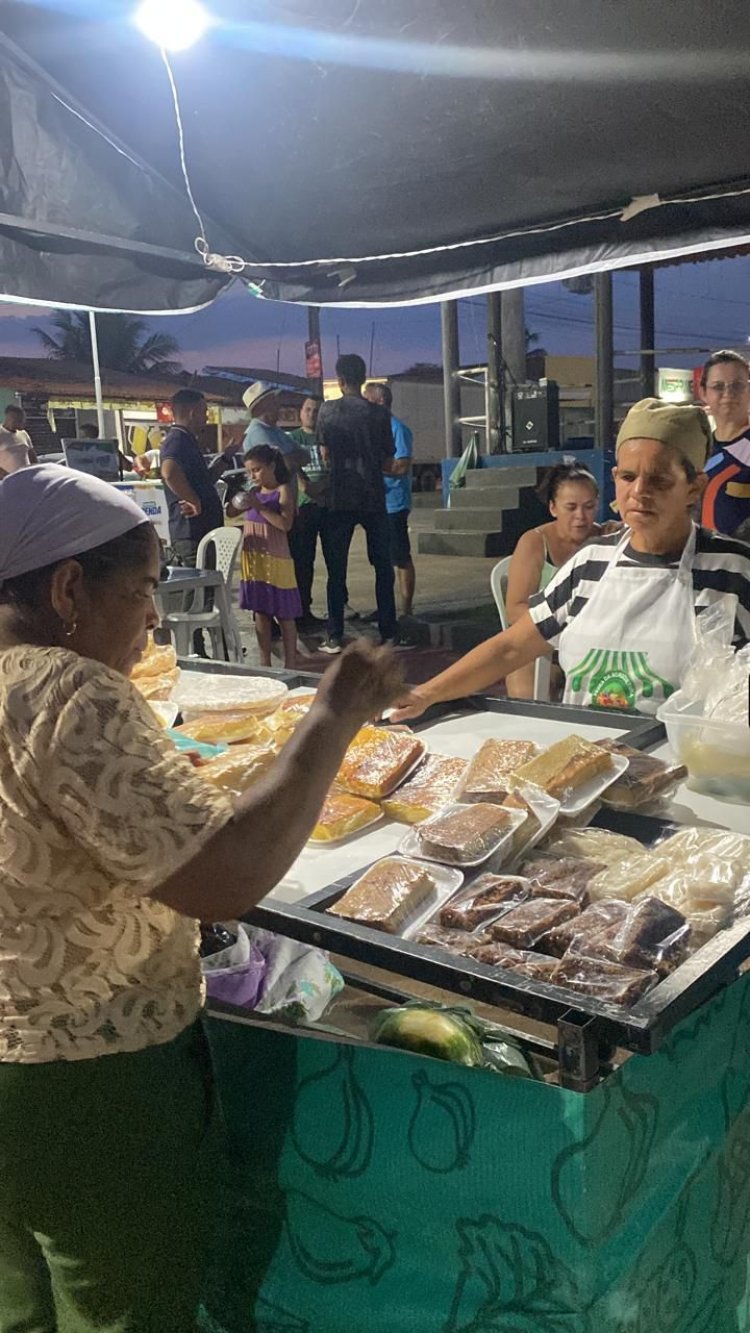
0, 1022, 219, 1333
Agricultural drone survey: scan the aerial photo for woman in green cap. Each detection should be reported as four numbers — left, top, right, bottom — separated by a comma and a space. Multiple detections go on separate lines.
393, 399, 750, 719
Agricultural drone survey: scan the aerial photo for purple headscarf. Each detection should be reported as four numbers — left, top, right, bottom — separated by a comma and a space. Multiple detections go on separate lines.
0, 464, 148, 584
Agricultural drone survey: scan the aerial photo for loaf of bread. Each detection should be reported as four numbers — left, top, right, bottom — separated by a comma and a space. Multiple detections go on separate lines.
596, 739, 687, 809
512, 735, 613, 799
458, 739, 538, 803
470, 942, 559, 980
417, 803, 514, 865
132, 639, 177, 680
310, 792, 381, 844
489, 897, 579, 949
542, 899, 629, 957
439, 874, 529, 931
199, 743, 277, 796
587, 854, 672, 903
416, 924, 487, 956
176, 710, 276, 746
551, 955, 657, 1007
328, 858, 436, 933
540, 827, 643, 866
337, 725, 426, 799
381, 754, 468, 824
519, 855, 605, 903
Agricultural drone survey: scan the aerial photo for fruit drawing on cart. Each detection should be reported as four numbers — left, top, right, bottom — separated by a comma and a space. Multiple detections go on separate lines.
445, 1217, 590, 1333
291, 1045, 375, 1182
551, 1082, 659, 1246
283, 1189, 397, 1287
569, 649, 675, 710
407, 1070, 477, 1174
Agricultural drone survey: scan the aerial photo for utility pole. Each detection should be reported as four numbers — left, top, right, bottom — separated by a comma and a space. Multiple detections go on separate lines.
88, 311, 105, 436
306, 306, 323, 397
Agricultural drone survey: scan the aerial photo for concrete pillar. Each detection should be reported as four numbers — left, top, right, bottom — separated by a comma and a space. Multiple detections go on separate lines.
639, 267, 656, 398
486, 291, 504, 454
441, 300, 462, 457
595, 271, 614, 451
501, 287, 526, 388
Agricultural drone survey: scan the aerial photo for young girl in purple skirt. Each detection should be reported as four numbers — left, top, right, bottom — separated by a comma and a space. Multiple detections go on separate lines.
233, 444, 301, 667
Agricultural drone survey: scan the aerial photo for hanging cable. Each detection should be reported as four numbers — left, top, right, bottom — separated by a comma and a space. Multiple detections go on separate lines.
159, 47, 247, 276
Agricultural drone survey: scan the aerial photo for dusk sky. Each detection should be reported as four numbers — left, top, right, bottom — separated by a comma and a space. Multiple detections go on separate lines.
1, 255, 749, 380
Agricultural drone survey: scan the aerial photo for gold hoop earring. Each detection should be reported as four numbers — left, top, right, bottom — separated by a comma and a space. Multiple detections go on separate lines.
64, 621, 77, 638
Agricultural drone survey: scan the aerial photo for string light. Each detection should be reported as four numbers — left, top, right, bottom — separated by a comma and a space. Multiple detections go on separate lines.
134, 0, 211, 52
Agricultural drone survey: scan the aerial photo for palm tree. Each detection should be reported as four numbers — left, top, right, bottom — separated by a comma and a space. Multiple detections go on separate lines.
32, 311, 183, 375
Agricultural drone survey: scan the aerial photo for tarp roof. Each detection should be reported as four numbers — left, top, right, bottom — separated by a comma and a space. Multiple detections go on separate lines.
3, 1, 750, 311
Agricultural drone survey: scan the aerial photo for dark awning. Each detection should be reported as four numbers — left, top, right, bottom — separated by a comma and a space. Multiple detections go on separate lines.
3, 0, 750, 310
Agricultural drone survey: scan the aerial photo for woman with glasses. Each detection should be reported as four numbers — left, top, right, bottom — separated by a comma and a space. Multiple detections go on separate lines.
700, 349, 750, 538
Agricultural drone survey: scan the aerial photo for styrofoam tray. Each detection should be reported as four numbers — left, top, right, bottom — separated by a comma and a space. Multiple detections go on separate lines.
399, 804, 527, 869
532, 752, 630, 819
506, 784, 561, 868
393, 861, 465, 938
172, 672, 288, 716
327, 856, 464, 939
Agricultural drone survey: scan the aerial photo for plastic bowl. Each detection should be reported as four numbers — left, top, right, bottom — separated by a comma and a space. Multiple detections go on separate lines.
657, 690, 750, 803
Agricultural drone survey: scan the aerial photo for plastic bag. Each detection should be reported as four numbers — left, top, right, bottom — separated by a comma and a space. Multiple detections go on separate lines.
447, 432, 479, 496
247, 927, 344, 1024
439, 874, 530, 931
372, 1000, 532, 1077
202, 926, 266, 1008
570, 895, 690, 976
202, 924, 343, 1022
676, 596, 750, 724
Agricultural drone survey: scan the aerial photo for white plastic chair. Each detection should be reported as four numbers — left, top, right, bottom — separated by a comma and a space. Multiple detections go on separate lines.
162, 526, 244, 662
490, 556, 552, 702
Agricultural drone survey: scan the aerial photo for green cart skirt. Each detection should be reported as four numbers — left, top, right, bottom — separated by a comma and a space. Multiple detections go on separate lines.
0, 1021, 219, 1333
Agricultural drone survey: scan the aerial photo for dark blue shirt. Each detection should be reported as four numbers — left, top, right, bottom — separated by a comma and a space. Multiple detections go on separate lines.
160, 426, 224, 544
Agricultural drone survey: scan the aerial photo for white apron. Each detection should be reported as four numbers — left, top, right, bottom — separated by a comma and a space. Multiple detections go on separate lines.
557, 525, 698, 715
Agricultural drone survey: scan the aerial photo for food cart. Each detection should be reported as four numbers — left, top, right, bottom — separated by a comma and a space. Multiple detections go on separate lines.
174, 662, 750, 1333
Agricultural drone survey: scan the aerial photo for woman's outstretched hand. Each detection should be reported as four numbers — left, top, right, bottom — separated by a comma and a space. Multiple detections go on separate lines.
316, 640, 405, 727
388, 685, 432, 724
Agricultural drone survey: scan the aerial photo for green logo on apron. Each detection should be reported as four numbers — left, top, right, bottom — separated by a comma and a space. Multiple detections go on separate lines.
569, 650, 676, 710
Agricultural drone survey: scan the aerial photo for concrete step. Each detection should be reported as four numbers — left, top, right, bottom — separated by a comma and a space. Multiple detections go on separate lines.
449, 486, 519, 510
434, 508, 507, 532
464, 466, 537, 490
418, 529, 503, 558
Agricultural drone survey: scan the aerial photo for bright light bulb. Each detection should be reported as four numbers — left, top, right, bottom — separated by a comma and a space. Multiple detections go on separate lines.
135, 0, 211, 51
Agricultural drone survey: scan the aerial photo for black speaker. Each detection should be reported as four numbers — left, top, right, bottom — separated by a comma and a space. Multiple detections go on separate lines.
511, 381, 560, 452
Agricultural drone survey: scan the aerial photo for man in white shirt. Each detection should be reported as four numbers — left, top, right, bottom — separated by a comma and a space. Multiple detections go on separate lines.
0, 406, 37, 477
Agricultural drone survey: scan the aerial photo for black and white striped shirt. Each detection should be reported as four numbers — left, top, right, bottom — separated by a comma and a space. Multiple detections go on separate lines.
528, 527, 750, 649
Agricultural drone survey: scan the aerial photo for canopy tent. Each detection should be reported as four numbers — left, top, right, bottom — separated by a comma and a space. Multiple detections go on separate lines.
2, 0, 750, 312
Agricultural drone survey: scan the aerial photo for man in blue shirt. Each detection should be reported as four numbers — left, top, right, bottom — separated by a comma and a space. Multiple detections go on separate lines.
242, 383, 309, 503
365, 382, 415, 615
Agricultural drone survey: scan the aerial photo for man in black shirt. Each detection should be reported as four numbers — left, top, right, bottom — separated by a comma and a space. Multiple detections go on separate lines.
160, 388, 225, 655
316, 354, 398, 653
160, 388, 224, 565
